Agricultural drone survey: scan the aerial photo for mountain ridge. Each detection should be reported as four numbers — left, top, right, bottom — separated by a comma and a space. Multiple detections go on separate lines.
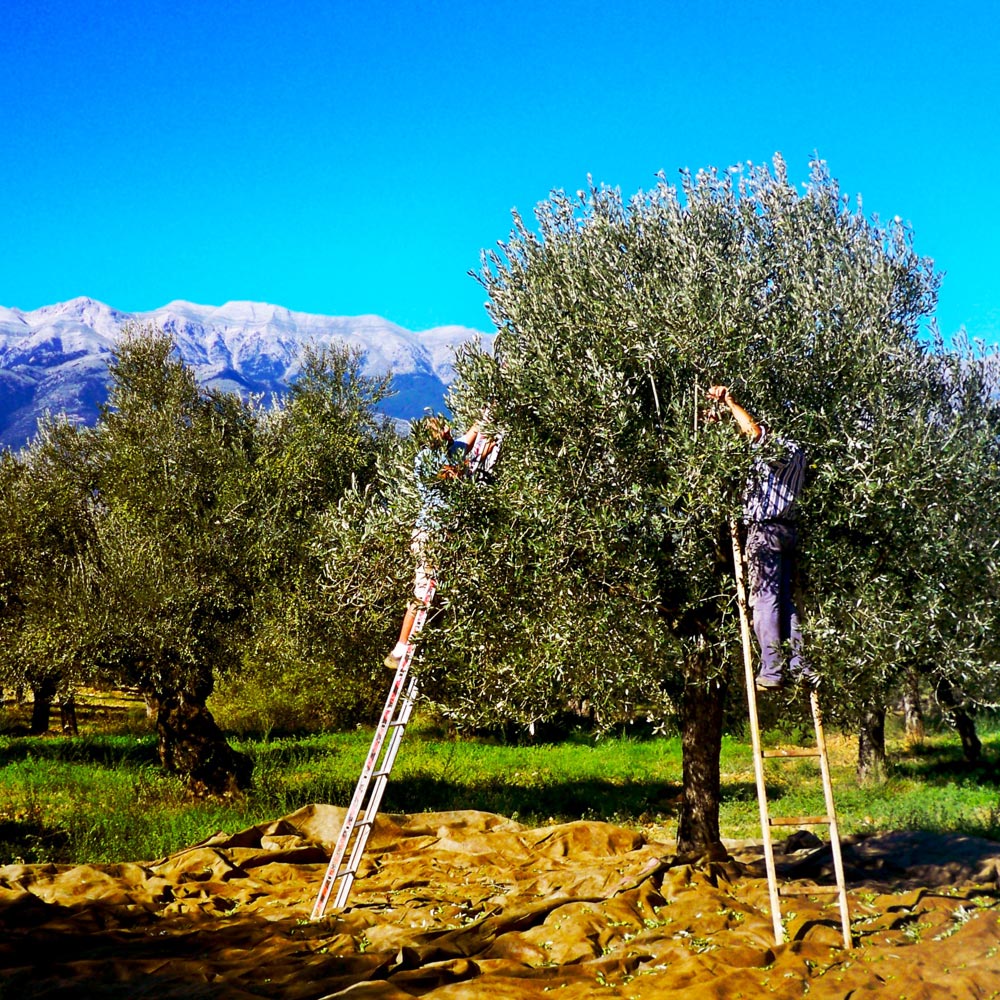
0, 297, 494, 450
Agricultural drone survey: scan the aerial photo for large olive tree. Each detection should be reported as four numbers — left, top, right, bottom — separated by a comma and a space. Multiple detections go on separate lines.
409, 156, 1000, 853
74, 326, 259, 793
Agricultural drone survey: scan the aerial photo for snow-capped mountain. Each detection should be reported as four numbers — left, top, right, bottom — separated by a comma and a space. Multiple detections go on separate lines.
0, 297, 494, 450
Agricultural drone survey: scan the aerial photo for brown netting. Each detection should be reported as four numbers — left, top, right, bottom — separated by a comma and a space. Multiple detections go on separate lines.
2, 806, 999, 998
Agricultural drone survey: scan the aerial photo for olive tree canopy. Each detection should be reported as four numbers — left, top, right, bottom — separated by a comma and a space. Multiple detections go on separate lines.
402, 155, 1000, 852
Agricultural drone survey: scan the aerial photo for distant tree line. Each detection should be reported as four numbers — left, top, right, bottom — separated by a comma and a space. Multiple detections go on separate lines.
2, 157, 998, 855
0, 328, 401, 794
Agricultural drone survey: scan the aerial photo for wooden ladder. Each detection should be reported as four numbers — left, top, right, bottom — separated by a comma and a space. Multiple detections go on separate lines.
310, 579, 435, 920
730, 524, 852, 949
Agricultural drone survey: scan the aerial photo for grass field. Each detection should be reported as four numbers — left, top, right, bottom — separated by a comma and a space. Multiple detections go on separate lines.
1, 689, 998, 865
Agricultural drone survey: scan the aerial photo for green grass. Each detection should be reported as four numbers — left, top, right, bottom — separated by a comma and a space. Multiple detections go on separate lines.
1, 700, 998, 865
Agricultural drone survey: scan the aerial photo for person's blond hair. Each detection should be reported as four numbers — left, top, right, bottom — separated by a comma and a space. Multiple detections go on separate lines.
416, 415, 452, 449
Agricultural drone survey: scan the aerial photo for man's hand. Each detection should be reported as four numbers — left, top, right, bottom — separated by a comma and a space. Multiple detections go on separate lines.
706, 384, 762, 440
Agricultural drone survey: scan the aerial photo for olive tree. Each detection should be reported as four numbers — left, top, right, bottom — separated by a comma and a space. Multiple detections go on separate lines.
407, 155, 998, 853
805, 335, 1000, 776
79, 326, 259, 793
0, 421, 98, 733
215, 343, 398, 734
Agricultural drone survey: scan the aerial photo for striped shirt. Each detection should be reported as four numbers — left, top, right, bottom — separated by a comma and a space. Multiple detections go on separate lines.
743, 427, 806, 523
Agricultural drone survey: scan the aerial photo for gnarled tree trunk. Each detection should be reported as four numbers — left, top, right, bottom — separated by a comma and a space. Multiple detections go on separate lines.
145, 688, 253, 796
676, 665, 727, 857
29, 676, 59, 735
937, 679, 981, 763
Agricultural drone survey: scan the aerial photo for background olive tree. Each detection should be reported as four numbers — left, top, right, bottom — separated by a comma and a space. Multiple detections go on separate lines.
0, 419, 98, 734
73, 326, 260, 793
211, 343, 398, 735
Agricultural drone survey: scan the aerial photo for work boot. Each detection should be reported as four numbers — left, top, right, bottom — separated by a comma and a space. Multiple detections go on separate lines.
755, 674, 785, 692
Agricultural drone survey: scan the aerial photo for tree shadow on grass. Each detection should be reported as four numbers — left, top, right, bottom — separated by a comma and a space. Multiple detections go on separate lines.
0, 735, 160, 770
321, 774, 685, 825
891, 738, 1000, 786
0, 817, 69, 865
244, 738, 357, 769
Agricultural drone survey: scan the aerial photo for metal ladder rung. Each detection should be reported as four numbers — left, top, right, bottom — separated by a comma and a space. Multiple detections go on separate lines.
770, 815, 831, 827
311, 580, 435, 921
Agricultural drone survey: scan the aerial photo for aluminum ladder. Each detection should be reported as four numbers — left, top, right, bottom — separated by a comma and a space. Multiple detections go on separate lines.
310, 579, 436, 920
730, 524, 852, 949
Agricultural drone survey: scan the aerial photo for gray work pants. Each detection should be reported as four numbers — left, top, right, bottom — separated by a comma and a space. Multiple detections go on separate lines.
746, 520, 807, 684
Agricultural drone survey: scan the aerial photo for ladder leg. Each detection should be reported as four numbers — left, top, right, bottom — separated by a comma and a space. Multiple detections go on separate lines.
809, 690, 852, 949
331, 673, 420, 908
732, 523, 853, 949
311, 581, 435, 920
731, 523, 784, 945
311, 663, 410, 918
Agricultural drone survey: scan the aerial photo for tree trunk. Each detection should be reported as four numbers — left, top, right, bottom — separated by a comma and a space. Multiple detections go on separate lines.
29, 676, 59, 735
857, 706, 887, 783
937, 679, 981, 763
146, 688, 253, 796
676, 671, 727, 857
901, 670, 924, 744
59, 688, 79, 736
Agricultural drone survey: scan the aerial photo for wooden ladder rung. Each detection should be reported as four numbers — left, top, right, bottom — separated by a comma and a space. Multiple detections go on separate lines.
770, 815, 831, 827
780, 885, 843, 896
762, 748, 820, 758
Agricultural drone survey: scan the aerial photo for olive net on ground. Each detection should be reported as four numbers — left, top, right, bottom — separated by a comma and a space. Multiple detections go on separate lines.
1, 806, 999, 999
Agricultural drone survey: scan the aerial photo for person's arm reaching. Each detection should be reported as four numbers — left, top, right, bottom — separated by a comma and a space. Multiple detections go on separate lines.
706, 385, 763, 441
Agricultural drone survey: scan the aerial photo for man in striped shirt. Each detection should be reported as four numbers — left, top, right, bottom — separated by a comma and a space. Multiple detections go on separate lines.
707, 385, 812, 691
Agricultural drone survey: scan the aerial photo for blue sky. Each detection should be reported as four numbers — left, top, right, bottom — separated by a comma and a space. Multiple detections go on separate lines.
2, 0, 998, 342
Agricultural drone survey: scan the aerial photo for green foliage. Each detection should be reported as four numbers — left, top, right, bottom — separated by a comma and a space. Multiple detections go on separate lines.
247, 343, 395, 577
418, 155, 998, 737
54, 326, 261, 703
0, 326, 403, 783
0, 419, 99, 702
226, 343, 400, 731
804, 336, 1000, 720
209, 604, 383, 737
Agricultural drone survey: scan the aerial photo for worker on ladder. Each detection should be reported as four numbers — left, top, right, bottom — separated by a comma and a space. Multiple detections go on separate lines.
706, 384, 815, 692
314, 411, 501, 920
384, 414, 497, 671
